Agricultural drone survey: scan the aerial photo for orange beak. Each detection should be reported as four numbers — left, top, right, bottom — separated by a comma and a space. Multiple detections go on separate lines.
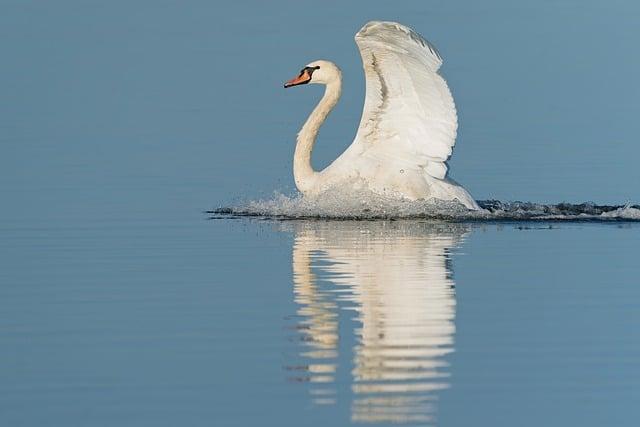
284, 69, 312, 88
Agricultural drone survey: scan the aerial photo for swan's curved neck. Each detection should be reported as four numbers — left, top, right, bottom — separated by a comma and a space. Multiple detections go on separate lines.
294, 79, 342, 193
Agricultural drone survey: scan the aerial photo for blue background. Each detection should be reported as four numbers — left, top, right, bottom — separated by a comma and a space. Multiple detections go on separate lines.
2, 0, 639, 226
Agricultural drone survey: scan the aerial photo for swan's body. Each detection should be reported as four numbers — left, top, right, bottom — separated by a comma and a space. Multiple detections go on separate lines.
285, 21, 479, 210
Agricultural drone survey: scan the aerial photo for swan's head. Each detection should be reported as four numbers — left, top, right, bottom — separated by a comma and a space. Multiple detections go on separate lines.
284, 60, 341, 88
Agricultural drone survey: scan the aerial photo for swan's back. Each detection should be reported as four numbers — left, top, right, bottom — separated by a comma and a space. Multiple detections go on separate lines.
350, 21, 458, 180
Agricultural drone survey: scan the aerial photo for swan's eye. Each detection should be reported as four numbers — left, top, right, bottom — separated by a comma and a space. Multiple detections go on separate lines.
303, 66, 321, 76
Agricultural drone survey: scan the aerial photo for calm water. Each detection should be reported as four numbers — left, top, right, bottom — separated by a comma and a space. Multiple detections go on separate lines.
2, 217, 639, 426
2, 1, 640, 426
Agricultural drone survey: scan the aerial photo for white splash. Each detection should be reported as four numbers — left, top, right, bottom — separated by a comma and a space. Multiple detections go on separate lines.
600, 204, 640, 220
211, 190, 640, 222
218, 190, 473, 219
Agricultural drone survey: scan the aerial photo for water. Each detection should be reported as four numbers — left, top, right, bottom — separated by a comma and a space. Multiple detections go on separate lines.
3, 216, 639, 426
2, 1, 640, 426
211, 191, 640, 221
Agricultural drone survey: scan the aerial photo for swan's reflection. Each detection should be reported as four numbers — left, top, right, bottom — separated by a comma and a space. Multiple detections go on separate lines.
284, 221, 469, 425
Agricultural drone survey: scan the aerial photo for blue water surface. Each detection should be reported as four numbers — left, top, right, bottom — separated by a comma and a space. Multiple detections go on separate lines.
1, 1, 639, 426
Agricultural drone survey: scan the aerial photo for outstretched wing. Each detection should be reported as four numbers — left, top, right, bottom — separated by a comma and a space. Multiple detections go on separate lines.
352, 21, 458, 179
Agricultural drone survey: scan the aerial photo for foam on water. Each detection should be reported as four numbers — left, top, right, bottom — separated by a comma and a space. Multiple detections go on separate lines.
210, 190, 640, 221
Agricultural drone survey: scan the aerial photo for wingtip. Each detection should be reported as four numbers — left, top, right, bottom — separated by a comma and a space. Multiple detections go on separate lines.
356, 21, 392, 38
355, 20, 443, 64
357, 21, 409, 34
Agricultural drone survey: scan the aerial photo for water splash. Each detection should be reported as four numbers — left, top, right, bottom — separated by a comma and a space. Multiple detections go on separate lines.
209, 190, 640, 221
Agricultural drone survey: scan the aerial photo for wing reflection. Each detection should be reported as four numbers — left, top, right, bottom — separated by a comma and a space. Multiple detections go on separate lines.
284, 221, 469, 424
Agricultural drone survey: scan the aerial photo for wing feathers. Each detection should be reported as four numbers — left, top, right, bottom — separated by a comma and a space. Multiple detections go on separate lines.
352, 21, 458, 179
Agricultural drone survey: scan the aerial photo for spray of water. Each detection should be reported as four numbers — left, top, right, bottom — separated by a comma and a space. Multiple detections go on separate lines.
209, 190, 640, 221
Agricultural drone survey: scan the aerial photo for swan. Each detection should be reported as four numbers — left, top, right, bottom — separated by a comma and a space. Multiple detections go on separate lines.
284, 21, 479, 210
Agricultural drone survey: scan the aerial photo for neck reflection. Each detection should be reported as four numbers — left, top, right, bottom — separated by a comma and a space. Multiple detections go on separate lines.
285, 221, 469, 425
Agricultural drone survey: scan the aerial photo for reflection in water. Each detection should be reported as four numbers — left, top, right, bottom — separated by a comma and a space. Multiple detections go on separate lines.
284, 221, 469, 425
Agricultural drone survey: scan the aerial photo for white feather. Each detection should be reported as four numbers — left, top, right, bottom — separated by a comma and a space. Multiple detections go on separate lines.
353, 21, 457, 179
288, 21, 478, 210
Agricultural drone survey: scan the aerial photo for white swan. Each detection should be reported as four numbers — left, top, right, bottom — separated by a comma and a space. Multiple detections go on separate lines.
284, 21, 479, 210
